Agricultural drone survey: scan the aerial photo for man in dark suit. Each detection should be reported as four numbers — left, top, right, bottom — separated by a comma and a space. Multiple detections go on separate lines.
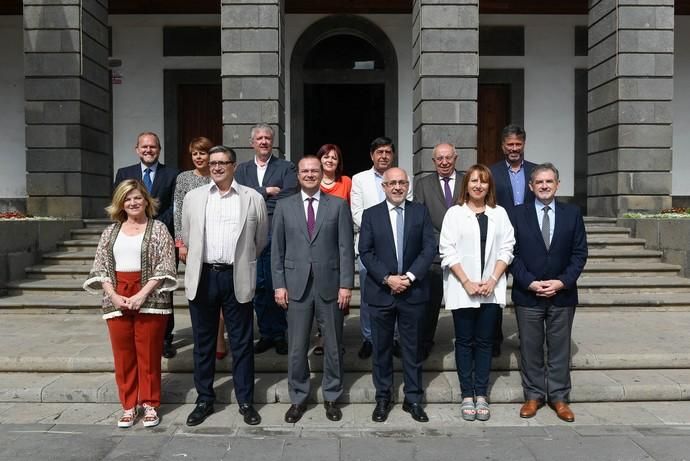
114, 131, 178, 358
489, 124, 537, 357
359, 167, 436, 423
271, 155, 355, 423
509, 162, 587, 423
413, 143, 463, 360
234, 123, 299, 355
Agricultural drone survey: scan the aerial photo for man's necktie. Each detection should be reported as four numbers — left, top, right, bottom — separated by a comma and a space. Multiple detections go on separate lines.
541, 205, 551, 250
143, 168, 153, 193
442, 177, 453, 208
395, 206, 404, 273
307, 197, 316, 239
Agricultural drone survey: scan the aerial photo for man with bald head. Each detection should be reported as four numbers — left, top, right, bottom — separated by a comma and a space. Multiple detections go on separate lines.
414, 143, 463, 359
359, 167, 436, 423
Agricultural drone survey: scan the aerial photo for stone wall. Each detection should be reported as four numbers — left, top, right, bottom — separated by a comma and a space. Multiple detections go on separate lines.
618, 217, 690, 277
0, 219, 82, 293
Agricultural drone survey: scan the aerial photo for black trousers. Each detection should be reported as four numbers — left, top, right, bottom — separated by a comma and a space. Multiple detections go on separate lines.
188, 265, 255, 404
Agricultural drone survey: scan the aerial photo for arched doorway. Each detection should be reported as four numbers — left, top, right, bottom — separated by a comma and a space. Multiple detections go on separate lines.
290, 16, 398, 177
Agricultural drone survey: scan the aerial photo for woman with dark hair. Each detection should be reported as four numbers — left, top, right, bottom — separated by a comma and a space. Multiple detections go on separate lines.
84, 179, 177, 428
312, 144, 352, 355
439, 164, 515, 422
173, 137, 229, 359
317, 144, 352, 204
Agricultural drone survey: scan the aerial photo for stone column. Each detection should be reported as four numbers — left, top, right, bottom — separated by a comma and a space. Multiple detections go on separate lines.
412, 0, 478, 176
24, 0, 112, 218
221, 0, 285, 162
587, 0, 673, 216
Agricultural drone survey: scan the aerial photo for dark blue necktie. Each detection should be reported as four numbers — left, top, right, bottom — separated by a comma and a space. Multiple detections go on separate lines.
143, 168, 153, 193
442, 177, 453, 208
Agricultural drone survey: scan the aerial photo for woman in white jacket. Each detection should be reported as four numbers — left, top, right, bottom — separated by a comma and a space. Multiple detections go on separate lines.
439, 164, 515, 422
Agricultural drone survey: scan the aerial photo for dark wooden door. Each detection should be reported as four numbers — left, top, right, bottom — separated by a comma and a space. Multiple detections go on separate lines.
478, 84, 510, 166
177, 83, 222, 171
303, 83, 385, 177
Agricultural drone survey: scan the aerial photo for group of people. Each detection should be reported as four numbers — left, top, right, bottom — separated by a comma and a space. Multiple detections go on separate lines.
84, 122, 587, 429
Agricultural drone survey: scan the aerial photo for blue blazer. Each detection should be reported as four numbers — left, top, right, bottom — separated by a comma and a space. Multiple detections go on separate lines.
490, 160, 537, 210
359, 200, 436, 306
234, 155, 299, 219
509, 201, 588, 307
114, 162, 178, 233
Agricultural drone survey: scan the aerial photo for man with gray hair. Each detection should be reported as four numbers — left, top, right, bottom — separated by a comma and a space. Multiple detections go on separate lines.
414, 143, 463, 359
509, 163, 587, 422
234, 123, 299, 355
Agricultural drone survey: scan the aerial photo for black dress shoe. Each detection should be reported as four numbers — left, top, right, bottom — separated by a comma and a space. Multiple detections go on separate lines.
358, 340, 373, 359
274, 338, 288, 355
162, 339, 176, 359
392, 340, 401, 359
402, 401, 429, 422
238, 403, 261, 425
372, 400, 392, 422
186, 401, 214, 426
254, 337, 274, 354
324, 401, 342, 421
284, 404, 307, 423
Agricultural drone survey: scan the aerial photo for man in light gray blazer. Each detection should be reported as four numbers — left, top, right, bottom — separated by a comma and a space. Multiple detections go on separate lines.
414, 143, 463, 359
181, 146, 268, 427
271, 155, 355, 423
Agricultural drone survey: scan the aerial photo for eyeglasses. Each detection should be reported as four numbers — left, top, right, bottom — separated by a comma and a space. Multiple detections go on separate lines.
209, 161, 234, 167
383, 180, 409, 187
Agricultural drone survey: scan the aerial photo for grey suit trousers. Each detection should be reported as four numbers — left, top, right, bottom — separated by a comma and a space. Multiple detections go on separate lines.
515, 304, 575, 402
287, 276, 345, 405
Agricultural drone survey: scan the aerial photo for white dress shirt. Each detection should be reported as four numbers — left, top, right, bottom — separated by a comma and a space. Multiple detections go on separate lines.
386, 200, 416, 281
204, 181, 241, 264
535, 198, 556, 244
140, 162, 158, 183
301, 189, 321, 218
438, 171, 457, 193
254, 156, 268, 187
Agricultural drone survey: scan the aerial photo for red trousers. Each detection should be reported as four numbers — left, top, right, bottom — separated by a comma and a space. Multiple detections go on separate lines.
106, 271, 168, 409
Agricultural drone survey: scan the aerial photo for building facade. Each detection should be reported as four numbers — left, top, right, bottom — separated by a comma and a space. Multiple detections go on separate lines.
0, 0, 688, 217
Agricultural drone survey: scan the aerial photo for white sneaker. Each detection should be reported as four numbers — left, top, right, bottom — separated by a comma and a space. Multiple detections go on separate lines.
142, 404, 160, 428
117, 408, 136, 428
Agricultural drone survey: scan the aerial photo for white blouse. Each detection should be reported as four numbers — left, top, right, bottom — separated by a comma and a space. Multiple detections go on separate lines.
113, 232, 145, 271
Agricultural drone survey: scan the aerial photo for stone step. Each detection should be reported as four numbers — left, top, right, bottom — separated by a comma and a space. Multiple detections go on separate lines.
586, 237, 647, 250
82, 219, 110, 229
1, 292, 689, 312
70, 228, 104, 240
584, 226, 631, 237
9, 274, 690, 294
3, 369, 689, 404
2, 309, 690, 403
583, 217, 618, 226
587, 248, 664, 262
4, 288, 690, 311
23, 260, 682, 280
1, 311, 688, 373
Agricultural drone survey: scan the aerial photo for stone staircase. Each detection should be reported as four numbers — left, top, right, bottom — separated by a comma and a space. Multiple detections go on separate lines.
2, 217, 690, 405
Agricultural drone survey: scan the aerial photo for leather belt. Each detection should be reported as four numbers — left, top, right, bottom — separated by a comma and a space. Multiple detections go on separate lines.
204, 263, 233, 272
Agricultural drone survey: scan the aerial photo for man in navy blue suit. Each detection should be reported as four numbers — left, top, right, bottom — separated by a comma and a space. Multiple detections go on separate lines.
114, 132, 178, 358
489, 124, 537, 358
234, 123, 298, 355
509, 162, 587, 423
359, 167, 436, 423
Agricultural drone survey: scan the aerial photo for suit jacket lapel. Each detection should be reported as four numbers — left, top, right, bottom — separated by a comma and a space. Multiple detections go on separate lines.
550, 201, 564, 249
431, 176, 446, 208
295, 194, 311, 242
528, 202, 549, 251
311, 194, 328, 241
452, 171, 463, 202
261, 156, 277, 187
237, 186, 248, 240
150, 163, 163, 196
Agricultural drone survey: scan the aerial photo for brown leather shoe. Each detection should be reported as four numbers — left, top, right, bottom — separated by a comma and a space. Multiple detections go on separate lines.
549, 401, 575, 422
519, 400, 544, 418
